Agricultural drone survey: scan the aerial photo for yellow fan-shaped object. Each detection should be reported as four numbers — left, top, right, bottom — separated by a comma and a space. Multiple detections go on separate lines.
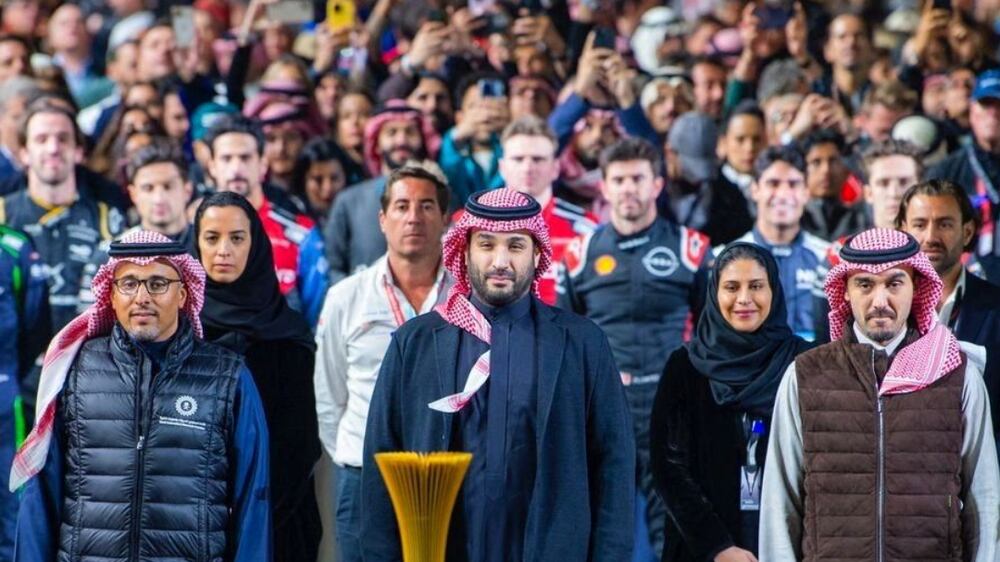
374, 451, 473, 562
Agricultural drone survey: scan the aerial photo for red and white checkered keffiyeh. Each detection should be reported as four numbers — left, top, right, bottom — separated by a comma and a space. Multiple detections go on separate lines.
824, 228, 962, 396
9, 231, 206, 491
428, 189, 552, 412
362, 100, 441, 178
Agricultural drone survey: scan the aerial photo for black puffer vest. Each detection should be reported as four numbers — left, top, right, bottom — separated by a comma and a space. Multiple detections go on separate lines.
58, 321, 242, 562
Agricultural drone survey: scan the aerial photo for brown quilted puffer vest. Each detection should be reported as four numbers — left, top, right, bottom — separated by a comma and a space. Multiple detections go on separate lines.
795, 330, 966, 562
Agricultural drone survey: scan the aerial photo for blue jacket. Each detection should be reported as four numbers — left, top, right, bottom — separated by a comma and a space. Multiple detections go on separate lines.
0, 227, 48, 560
437, 130, 504, 209
13, 364, 271, 562
298, 226, 329, 327
361, 299, 636, 561
547, 93, 660, 153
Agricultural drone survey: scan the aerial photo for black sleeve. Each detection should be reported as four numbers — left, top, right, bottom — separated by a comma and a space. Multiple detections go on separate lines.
649, 351, 735, 560
262, 345, 322, 529
812, 294, 831, 345
360, 336, 405, 562
226, 44, 253, 110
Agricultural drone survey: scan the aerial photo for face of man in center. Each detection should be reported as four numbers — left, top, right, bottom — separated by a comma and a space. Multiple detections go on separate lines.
466, 230, 540, 307
844, 265, 914, 345
111, 260, 187, 342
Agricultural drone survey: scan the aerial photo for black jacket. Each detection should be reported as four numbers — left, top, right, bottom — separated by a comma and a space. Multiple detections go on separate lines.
650, 346, 769, 562
658, 179, 754, 247
955, 273, 1000, 438
208, 334, 322, 562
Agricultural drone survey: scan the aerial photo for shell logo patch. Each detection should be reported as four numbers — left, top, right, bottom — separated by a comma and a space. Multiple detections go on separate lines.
594, 255, 617, 276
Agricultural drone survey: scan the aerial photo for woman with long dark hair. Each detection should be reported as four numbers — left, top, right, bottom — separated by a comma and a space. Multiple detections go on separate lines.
289, 137, 364, 226
193, 191, 322, 562
650, 243, 812, 562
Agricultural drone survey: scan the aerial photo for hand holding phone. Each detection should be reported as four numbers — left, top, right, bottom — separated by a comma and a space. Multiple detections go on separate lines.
171, 6, 196, 48
754, 0, 793, 30
327, 0, 357, 31
593, 27, 616, 50
478, 78, 507, 98
267, 0, 314, 24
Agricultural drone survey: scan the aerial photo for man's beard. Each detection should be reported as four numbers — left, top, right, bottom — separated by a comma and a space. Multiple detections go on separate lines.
381, 146, 426, 171
861, 307, 900, 344
575, 147, 599, 170
468, 260, 534, 308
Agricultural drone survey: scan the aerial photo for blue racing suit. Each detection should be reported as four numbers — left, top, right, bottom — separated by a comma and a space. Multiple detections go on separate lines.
0, 226, 50, 560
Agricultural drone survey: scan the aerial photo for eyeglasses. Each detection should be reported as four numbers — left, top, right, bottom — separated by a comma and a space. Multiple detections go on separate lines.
112, 276, 182, 296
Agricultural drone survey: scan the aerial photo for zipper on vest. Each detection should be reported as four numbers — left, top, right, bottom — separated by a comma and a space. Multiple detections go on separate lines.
873, 349, 885, 562
130, 355, 152, 562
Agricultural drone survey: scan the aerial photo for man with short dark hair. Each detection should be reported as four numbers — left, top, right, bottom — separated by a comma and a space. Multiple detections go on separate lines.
0, 99, 126, 332
691, 56, 727, 119
13, 230, 271, 562
315, 162, 453, 562
362, 188, 635, 561
814, 13, 872, 116
0, 35, 31, 82
800, 128, 867, 242
896, 179, 1000, 440
78, 140, 195, 312
718, 145, 829, 341
557, 137, 709, 558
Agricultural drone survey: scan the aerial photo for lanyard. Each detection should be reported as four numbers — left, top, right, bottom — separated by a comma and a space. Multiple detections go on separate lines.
744, 415, 765, 471
382, 271, 447, 327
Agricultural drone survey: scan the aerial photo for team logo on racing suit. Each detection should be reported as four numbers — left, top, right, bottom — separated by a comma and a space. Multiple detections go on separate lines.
175, 395, 198, 417
680, 227, 710, 272
642, 247, 679, 277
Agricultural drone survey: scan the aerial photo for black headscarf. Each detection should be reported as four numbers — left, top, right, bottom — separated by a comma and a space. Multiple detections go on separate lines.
193, 192, 315, 353
687, 242, 812, 415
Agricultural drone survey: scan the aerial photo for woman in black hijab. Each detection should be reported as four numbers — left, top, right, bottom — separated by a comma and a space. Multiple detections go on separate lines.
193, 191, 322, 562
650, 243, 812, 562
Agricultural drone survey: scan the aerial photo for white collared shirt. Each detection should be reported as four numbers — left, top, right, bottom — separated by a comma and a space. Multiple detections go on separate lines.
852, 322, 908, 357
937, 269, 967, 328
313, 255, 452, 467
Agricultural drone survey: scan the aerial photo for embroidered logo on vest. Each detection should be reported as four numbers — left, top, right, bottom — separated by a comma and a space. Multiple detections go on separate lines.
175, 395, 198, 417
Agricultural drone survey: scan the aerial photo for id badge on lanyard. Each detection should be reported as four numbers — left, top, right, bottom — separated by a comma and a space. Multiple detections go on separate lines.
740, 417, 765, 511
